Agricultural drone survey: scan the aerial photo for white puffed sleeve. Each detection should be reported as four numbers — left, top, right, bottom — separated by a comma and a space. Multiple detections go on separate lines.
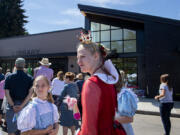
52, 104, 59, 123
117, 88, 138, 117
17, 103, 36, 132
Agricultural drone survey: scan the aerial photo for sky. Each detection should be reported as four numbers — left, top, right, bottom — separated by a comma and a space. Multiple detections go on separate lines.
23, 0, 180, 34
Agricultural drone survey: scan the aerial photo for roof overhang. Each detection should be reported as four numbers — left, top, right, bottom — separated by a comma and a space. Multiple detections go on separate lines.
78, 4, 180, 27
79, 6, 144, 24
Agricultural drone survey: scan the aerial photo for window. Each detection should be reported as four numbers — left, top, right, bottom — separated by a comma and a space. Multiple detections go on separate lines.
91, 22, 100, 31
101, 41, 110, 50
101, 31, 110, 41
111, 41, 123, 53
92, 32, 100, 42
112, 58, 137, 87
111, 29, 122, 40
101, 24, 110, 30
90, 22, 137, 53
124, 40, 136, 52
124, 29, 136, 40
111, 26, 121, 29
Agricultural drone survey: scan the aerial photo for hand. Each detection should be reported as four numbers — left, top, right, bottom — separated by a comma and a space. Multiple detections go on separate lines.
45, 125, 53, 134
48, 129, 58, 135
154, 96, 159, 100
13, 105, 22, 113
48, 123, 59, 135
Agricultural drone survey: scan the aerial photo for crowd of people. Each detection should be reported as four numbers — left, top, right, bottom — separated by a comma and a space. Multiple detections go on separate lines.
0, 32, 174, 135
0, 57, 85, 135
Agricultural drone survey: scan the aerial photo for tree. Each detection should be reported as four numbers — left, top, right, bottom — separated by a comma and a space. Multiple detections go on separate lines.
0, 0, 28, 38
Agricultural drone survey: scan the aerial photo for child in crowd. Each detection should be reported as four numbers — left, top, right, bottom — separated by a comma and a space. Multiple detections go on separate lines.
17, 75, 59, 135
58, 72, 79, 135
115, 70, 138, 135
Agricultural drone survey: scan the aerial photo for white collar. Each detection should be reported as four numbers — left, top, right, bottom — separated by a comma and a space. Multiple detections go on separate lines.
33, 97, 48, 104
94, 59, 119, 84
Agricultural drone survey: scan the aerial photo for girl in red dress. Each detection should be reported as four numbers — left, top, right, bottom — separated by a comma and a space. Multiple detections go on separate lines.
76, 38, 127, 135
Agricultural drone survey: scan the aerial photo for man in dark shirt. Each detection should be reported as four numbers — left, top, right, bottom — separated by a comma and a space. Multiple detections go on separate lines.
0, 67, 5, 81
4, 58, 33, 135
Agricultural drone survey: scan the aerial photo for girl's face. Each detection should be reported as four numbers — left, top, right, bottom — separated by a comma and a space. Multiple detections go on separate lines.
34, 79, 50, 100
77, 46, 99, 74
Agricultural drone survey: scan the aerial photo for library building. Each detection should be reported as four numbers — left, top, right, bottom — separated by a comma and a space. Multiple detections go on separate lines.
78, 4, 180, 100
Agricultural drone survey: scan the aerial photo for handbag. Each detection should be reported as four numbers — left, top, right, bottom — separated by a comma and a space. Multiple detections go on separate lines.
114, 120, 126, 135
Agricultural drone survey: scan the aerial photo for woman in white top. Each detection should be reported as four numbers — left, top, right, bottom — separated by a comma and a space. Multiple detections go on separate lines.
51, 71, 65, 101
155, 74, 174, 135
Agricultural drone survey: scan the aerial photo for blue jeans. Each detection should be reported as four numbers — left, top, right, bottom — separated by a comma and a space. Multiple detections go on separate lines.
159, 102, 174, 135
6, 101, 22, 133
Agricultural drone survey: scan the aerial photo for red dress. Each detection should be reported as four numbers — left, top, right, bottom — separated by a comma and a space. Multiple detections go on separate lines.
78, 76, 124, 135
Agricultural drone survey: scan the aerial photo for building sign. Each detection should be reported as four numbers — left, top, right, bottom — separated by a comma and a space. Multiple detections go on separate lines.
12, 49, 40, 56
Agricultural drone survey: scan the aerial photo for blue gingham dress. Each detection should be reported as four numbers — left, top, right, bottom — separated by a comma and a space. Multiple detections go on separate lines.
17, 98, 59, 132
117, 87, 138, 135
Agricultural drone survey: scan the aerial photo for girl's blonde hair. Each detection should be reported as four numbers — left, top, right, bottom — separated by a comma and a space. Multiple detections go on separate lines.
32, 75, 54, 103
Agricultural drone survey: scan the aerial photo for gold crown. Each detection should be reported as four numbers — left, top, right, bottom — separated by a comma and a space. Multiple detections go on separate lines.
79, 30, 92, 44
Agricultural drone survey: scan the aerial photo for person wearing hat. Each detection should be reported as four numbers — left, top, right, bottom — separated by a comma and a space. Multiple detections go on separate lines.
4, 58, 33, 135
34, 58, 54, 82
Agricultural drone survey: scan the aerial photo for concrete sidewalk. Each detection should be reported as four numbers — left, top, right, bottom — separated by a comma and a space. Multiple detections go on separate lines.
136, 98, 180, 118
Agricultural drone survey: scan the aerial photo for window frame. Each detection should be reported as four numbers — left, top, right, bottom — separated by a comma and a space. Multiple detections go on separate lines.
90, 22, 137, 53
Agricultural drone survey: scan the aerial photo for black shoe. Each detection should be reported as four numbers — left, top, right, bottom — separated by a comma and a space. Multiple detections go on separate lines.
0, 121, 3, 126
15, 130, 21, 135
1, 125, 7, 132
